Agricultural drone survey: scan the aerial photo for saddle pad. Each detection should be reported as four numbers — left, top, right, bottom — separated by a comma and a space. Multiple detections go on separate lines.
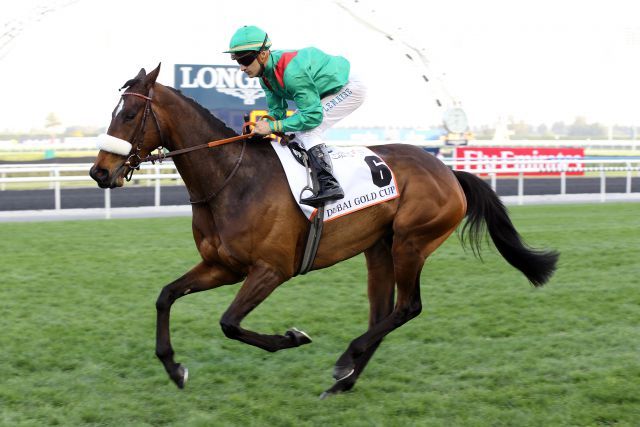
270, 141, 400, 222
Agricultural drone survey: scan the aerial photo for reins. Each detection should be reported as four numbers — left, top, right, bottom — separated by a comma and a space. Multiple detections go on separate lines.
118, 89, 273, 204
129, 132, 256, 165
121, 91, 259, 167
188, 138, 248, 205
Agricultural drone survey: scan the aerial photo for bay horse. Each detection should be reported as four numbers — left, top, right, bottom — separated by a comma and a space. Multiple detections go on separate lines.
89, 64, 558, 398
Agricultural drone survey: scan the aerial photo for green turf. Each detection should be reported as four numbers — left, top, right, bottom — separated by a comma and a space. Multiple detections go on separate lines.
1, 203, 638, 426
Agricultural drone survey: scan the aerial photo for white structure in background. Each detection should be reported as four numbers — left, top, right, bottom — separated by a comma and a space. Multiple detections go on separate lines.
0, 1, 80, 60
333, 0, 469, 136
492, 117, 515, 142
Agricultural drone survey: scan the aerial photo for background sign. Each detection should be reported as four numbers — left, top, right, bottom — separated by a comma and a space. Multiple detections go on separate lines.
174, 64, 296, 131
453, 147, 585, 176
175, 64, 267, 131
175, 64, 268, 109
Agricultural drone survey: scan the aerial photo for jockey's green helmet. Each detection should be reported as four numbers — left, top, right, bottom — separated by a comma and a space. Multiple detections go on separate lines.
224, 25, 272, 54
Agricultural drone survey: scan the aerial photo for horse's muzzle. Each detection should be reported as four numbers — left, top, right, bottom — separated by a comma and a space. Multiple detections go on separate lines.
90, 165, 116, 188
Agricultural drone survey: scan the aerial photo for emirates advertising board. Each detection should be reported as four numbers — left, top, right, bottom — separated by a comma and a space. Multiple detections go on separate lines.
453, 147, 585, 176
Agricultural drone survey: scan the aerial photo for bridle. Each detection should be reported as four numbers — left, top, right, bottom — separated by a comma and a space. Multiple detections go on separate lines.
111, 88, 259, 203
119, 89, 167, 181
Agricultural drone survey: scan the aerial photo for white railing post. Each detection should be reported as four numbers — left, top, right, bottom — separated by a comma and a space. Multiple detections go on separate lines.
560, 171, 566, 195
105, 188, 111, 219
54, 167, 61, 210
600, 164, 606, 202
490, 173, 496, 191
154, 164, 161, 207
626, 162, 632, 194
517, 172, 524, 205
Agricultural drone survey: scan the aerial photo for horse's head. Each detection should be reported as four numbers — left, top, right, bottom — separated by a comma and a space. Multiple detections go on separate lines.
90, 64, 164, 188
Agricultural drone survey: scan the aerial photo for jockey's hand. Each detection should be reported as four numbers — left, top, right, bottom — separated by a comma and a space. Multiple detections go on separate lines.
254, 120, 272, 135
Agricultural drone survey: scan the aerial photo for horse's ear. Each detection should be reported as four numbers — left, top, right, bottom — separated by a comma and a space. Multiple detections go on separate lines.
136, 68, 146, 80
121, 68, 148, 90
144, 63, 161, 88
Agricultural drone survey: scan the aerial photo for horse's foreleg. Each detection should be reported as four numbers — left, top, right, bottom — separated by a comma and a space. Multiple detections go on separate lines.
219, 261, 311, 352
321, 238, 395, 398
156, 261, 241, 388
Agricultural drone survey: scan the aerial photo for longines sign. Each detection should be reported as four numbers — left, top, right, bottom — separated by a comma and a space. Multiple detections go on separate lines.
174, 64, 269, 110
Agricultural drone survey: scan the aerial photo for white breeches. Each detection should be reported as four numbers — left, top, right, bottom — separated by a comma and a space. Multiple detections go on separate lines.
294, 74, 367, 149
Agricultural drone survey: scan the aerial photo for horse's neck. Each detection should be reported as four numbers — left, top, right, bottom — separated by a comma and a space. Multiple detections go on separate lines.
163, 97, 251, 202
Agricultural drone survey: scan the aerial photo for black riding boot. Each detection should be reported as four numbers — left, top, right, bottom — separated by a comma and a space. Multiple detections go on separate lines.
300, 144, 345, 207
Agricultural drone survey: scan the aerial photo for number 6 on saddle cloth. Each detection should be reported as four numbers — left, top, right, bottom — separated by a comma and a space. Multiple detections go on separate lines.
266, 136, 399, 223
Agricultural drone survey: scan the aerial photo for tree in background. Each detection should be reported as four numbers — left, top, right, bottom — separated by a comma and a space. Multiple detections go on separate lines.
567, 116, 606, 138
45, 112, 61, 130
509, 119, 533, 138
551, 121, 567, 136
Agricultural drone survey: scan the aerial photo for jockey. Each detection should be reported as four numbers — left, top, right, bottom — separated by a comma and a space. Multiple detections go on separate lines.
225, 25, 367, 206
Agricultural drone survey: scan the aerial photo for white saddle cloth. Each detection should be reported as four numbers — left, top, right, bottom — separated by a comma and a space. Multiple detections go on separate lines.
270, 141, 399, 222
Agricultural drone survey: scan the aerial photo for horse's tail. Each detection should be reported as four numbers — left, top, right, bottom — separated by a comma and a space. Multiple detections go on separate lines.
453, 170, 559, 286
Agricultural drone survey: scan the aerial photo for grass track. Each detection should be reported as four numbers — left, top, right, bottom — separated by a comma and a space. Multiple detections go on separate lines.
0, 203, 639, 426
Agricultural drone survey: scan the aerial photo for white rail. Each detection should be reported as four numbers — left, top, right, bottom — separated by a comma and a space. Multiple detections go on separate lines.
0, 159, 638, 218
0, 163, 181, 217
449, 157, 640, 205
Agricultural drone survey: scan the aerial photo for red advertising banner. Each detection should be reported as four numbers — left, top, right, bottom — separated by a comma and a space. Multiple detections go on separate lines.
453, 147, 585, 176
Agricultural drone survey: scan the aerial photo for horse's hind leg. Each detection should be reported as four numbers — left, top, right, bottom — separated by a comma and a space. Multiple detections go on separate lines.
156, 261, 241, 388
218, 261, 312, 351
321, 238, 395, 398
332, 225, 456, 383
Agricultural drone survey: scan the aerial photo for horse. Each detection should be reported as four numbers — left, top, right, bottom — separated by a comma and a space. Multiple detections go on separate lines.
89, 64, 558, 398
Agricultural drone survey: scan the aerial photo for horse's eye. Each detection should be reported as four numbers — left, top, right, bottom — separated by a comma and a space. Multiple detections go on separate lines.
123, 112, 137, 122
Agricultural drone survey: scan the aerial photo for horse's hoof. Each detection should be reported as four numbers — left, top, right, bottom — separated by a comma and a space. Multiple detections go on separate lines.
332, 365, 355, 381
173, 364, 189, 389
286, 327, 312, 346
319, 377, 356, 399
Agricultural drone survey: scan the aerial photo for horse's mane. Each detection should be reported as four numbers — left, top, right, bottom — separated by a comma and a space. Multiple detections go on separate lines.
120, 77, 238, 138
165, 87, 238, 138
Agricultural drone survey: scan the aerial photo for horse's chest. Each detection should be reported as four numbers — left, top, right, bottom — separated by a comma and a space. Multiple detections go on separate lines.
195, 236, 214, 260
197, 236, 243, 270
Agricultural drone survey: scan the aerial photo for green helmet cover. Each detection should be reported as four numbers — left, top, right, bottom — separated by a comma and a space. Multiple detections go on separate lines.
225, 25, 272, 53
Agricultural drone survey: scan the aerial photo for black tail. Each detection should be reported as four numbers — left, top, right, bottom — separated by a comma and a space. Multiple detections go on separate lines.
453, 170, 559, 286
